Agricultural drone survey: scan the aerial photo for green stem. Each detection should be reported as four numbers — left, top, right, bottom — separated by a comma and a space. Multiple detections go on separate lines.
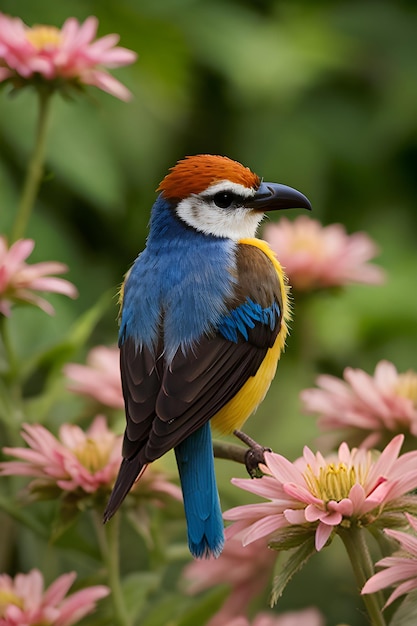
0, 314, 18, 383
11, 89, 53, 242
0, 315, 24, 435
93, 512, 131, 626
339, 526, 386, 626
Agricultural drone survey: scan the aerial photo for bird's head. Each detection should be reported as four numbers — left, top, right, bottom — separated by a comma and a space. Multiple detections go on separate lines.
157, 154, 311, 240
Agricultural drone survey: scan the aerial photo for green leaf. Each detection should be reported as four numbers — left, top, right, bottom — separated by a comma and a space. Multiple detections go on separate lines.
18, 289, 113, 423
140, 591, 194, 626
21, 288, 113, 382
270, 536, 316, 606
269, 525, 317, 552
0, 492, 49, 539
122, 571, 162, 625
176, 587, 230, 626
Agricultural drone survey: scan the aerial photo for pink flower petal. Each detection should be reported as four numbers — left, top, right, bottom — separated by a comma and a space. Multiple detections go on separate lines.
231, 475, 286, 500
55, 586, 110, 626
315, 523, 333, 551
83, 68, 133, 101
383, 578, 417, 607
44, 573, 77, 605
347, 483, 366, 511
366, 434, 404, 490
283, 508, 307, 524
264, 451, 305, 484
224, 503, 280, 522
327, 498, 353, 517
242, 515, 288, 546
362, 562, 417, 594
0, 237, 78, 315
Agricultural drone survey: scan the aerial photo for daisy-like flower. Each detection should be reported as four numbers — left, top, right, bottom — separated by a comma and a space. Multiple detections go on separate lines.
0, 416, 121, 495
263, 216, 385, 291
0, 13, 137, 100
0, 568, 108, 626
224, 435, 417, 552
301, 360, 417, 448
362, 513, 417, 607
0, 415, 181, 505
64, 345, 124, 409
0, 237, 77, 316
183, 537, 276, 626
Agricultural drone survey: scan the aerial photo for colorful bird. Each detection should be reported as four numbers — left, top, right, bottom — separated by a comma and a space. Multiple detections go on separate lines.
103, 154, 311, 558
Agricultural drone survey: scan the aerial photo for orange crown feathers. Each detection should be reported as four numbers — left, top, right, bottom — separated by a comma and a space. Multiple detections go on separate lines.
157, 155, 261, 201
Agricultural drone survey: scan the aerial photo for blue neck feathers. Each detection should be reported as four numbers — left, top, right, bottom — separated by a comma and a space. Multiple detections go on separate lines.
119, 195, 237, 362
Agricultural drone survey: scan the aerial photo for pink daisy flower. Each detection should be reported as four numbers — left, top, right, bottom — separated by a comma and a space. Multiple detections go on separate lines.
0, 416, 181, 505
0, 237, 77, 316
224, 435, 417, 552
362, 513, 417, 607
263, 216, 385, 291
0, 568, 108, 626
0, 416, 122, 495
0, 13, 137, 100
301, 360, 417, 448
64, 345, 124, 409
183, 536, 276, 626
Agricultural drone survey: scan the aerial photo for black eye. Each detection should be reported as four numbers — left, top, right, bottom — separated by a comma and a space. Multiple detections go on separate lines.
213, 191, 236, 209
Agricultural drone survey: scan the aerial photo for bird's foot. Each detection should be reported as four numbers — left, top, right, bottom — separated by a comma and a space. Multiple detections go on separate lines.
233, 430, 271, 478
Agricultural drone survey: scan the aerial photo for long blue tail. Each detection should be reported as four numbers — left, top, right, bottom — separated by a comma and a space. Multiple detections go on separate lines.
175, 422, 224, 558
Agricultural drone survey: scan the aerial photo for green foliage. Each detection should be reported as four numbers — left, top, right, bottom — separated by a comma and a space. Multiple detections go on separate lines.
270, 537, 317, 606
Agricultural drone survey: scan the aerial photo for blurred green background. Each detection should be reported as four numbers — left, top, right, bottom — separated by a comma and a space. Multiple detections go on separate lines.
1, 1, 417, 624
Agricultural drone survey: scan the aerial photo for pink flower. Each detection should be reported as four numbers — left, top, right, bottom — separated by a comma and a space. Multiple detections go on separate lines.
301, 360, 417, 448
224, 435, 417, 552
183, 537, 276, 626
64, 345, 124, 409
362, 513, 417, 607
0, 237, 77, 316
0, 416, 181, 505
0, 416, 122, 495
0, 13, 137, 100
263, 216, 385, 291
0, 568, 108, 626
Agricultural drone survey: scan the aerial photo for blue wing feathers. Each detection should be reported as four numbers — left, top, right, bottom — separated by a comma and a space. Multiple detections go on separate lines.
175, 422, 224, 558
218, 298, 281, 343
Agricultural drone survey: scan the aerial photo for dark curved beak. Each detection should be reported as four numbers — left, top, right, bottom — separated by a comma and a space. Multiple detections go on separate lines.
246, 181, 312, 212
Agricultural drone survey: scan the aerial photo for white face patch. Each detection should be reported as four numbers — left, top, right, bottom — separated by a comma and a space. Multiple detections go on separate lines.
175, 180, 264, 240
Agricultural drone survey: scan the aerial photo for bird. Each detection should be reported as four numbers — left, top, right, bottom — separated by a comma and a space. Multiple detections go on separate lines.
103, 154, 311, 558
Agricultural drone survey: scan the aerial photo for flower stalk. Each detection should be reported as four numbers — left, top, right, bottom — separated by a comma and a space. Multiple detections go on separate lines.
94, 512, 131, 626
339, 526, 386, 626
0, 312, 18, 382
11, 89, 53, 243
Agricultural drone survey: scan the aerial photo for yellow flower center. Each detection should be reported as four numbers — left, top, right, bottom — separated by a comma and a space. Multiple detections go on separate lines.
292, 234, 324, 257
304, 462, 362, 503
73, 438, 111, 473
0, 590, 24, 616
25, 25, 62, 50
394, 371, 417, 406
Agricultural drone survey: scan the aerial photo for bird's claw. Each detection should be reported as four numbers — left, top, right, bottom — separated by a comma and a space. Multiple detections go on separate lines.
244, 445, 272, 478
233, 429, 271, 478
